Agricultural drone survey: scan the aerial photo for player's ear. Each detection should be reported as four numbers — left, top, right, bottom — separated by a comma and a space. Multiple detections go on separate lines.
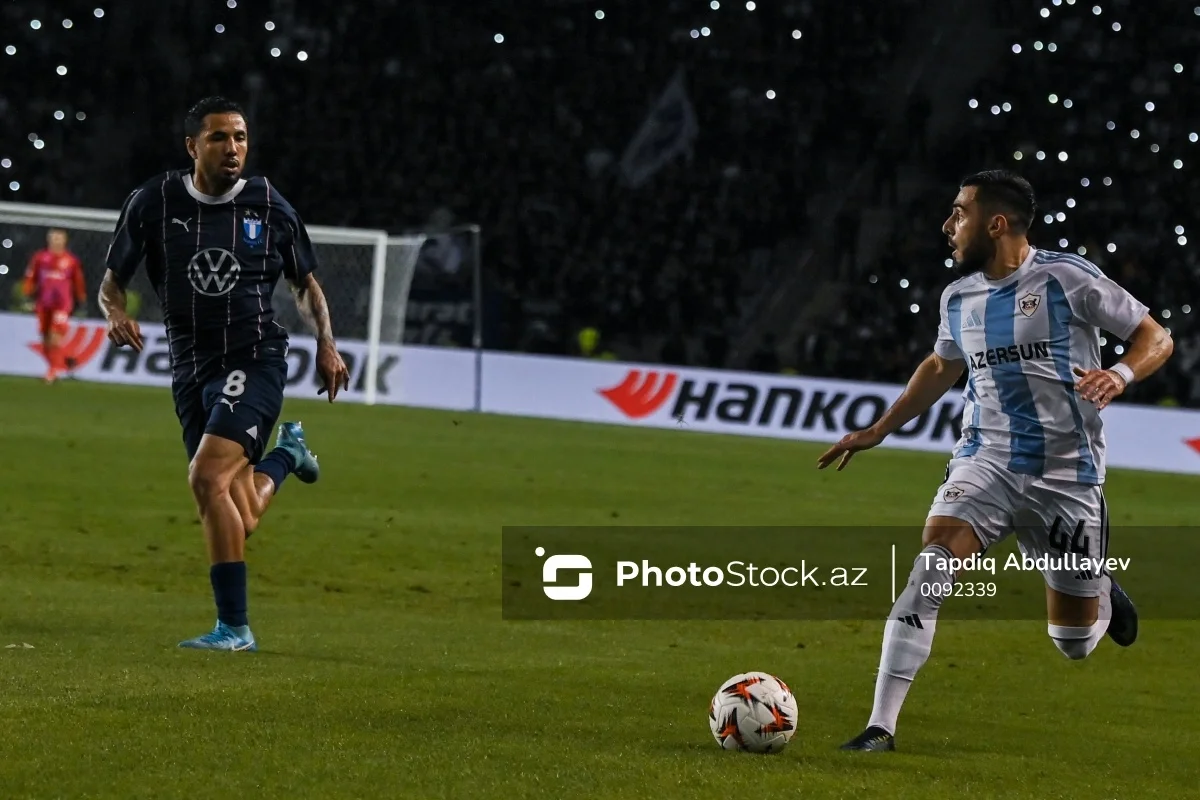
185, 137, 196, 160
989, 213, 1007, 239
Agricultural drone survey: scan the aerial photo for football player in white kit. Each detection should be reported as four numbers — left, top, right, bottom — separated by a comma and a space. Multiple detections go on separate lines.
817, 170, 1174, 751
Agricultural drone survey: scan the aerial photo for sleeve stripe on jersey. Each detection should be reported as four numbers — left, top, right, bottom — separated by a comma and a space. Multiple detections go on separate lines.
1034, 249, 1102, 278
946, 293, 964, 352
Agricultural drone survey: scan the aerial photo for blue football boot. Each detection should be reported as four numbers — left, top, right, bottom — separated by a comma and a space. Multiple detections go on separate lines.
273, 421, 320, 483
178, 621, 257, 651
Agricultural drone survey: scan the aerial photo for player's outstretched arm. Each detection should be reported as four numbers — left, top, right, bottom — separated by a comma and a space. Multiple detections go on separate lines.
290, 273, 350, 401
98, 269, 143, 351
817, 352, 964, 471
1073, 315, 1173, 410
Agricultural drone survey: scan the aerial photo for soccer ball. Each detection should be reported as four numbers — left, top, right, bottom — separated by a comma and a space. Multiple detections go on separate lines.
708, 671, 798, 753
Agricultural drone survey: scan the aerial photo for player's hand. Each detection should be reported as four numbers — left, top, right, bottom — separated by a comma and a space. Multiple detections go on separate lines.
315, 339, 350, 402
817, 427, 885, 471
1072, 366, 1125, 410
106, 314, 143, 352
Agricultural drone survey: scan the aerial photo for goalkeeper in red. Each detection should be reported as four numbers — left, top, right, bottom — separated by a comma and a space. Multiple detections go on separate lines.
99, 96, 350, 652
24, 228, 87, 382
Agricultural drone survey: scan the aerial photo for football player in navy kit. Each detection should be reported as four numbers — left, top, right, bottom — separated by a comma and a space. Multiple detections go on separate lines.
99, 96, 351, 651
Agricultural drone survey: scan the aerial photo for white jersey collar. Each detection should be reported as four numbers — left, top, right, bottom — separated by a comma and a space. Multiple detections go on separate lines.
184, 172, 247, 205
983, 245, 1037, 288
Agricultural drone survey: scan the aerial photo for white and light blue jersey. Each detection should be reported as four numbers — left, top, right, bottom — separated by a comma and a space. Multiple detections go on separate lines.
934, 247, 1148, 485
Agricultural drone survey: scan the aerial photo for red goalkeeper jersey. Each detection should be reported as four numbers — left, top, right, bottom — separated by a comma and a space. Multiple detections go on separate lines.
23, 249, 85, 310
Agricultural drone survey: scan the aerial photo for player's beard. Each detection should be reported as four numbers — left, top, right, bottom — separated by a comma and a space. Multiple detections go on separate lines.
951, 232, 996, 277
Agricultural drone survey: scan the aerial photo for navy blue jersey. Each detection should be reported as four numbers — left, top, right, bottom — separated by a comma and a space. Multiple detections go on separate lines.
105, 169, 318, 386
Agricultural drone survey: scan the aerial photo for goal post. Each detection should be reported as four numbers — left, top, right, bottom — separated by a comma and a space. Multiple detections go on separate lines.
0, 200, 474, 407
391, 224, 484, 411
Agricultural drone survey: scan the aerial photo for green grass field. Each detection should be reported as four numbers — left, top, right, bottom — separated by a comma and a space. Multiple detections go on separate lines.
2, 376, 1198, 799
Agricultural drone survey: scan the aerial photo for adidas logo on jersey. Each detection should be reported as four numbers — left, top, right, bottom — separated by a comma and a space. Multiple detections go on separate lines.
897, 614, 924, 629
962, 309, 984, 330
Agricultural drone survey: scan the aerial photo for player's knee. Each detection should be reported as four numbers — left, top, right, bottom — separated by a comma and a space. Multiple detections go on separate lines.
921, 516, 981, 558
187, 461, 232, 506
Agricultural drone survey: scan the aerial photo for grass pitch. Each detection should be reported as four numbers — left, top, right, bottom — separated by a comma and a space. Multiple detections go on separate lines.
1, 376, 1198, 799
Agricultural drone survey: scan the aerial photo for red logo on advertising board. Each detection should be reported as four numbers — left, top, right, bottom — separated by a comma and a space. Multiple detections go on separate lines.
598, 370, 678, 418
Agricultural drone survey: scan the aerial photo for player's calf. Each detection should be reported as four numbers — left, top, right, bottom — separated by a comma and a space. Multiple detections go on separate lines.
186, 435, 254, 644
843, 544, 956, 750
231, 423, 320, 540
843, 517, 982, 749
875, 542, 957, 686
229, 466, 274, 537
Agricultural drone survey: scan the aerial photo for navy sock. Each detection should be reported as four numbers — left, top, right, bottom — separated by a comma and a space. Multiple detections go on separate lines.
211, 561, 248, 628
254, 448, 297, 493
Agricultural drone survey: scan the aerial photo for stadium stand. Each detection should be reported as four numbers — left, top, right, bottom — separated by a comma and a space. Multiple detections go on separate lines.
833, 0, 1200, 407
0, 0, 1195, 405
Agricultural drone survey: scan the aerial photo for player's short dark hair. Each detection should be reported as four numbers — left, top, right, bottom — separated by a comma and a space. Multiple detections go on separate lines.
184, 96, 246, 139
960, 169, 1037, 235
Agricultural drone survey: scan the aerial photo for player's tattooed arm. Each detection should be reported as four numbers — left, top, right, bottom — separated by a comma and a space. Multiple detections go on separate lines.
98, 269, 144, 351
290, 273, 335, 345
290, 273, 349, 400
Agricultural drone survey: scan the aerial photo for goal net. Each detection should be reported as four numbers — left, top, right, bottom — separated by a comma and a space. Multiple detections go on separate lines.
0, 201, 456, 406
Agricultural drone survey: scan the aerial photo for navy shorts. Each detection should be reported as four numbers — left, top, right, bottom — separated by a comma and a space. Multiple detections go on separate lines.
174, 359, 287, 464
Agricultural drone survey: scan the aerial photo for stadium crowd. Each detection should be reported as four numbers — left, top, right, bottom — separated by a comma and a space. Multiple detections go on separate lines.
811, 0, 1200, 407
1, 0, 1198, 406
2, 0, 919, 348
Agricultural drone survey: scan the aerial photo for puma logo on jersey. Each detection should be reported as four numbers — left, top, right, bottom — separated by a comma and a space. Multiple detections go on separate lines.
219, 398, 239, 411
171, 217, 191, 231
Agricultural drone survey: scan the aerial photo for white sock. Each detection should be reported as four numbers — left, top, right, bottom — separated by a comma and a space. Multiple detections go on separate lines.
866, 545, 955, 735
1048, 574, 1111, 660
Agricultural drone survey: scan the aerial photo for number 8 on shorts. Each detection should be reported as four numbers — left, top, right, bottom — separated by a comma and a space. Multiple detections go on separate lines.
223, 369, 247, 397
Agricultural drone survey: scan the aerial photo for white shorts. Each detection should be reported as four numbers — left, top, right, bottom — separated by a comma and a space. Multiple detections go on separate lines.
927, 456, 1109, 598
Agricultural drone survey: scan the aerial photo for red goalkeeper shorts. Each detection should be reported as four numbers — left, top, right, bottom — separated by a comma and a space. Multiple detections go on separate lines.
36, 306, 71, 337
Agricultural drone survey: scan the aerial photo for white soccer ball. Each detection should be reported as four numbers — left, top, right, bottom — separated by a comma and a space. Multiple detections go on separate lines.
708, 671, 798, 753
